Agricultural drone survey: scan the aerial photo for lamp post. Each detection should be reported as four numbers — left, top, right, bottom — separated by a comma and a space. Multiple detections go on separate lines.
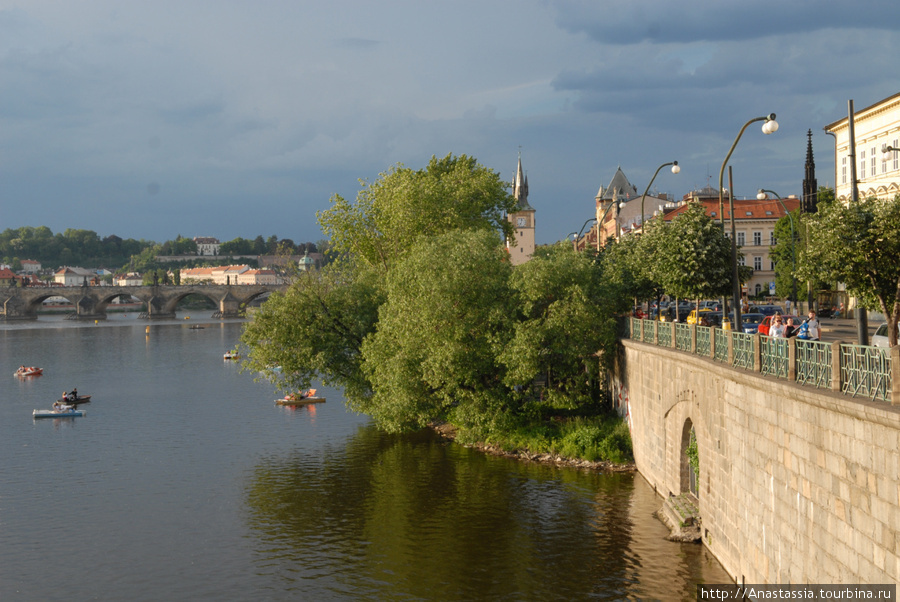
757, 189, 797, 306
718, 113, 779, 330
639, 161, 680, 231
573, 218, 596, 251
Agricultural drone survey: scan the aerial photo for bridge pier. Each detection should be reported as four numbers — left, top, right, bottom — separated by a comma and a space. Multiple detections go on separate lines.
1, 294, 37, 320
215, 293, 244, 319
143, 295, 176, 320
73, 294, 107, 321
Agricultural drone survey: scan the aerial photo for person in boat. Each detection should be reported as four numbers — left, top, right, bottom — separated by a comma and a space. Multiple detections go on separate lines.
70, 387, 78, 401
19, 365, 26, 374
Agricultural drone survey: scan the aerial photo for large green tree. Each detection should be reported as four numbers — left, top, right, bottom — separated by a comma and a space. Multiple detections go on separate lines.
359, 229, 515, 432
318, 153, 517, 270
799, 192, 900, 346
500, 242, 628, 408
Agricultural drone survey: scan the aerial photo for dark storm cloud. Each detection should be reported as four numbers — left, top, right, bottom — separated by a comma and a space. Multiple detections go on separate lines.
551, 0, 900, 45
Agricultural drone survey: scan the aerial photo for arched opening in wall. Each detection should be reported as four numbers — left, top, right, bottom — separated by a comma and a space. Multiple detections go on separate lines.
680, 419, 699, 498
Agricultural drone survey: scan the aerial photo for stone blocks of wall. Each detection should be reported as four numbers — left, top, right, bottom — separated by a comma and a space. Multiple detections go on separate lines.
618, 340, 900, 584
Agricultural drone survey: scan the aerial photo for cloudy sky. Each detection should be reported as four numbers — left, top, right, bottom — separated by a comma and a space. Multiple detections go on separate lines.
2, 1, 899, 246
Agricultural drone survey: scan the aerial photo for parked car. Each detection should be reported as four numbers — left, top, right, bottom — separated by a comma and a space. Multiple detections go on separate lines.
872, 323, 899, 348
755, 305, 783, 317
734, 312, 765, 334
758, 314, 800, 336
686, 308, 713, 325
702, 312, 724, 327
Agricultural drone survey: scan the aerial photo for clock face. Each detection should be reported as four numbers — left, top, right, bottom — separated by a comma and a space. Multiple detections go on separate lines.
517, 217, 526, 227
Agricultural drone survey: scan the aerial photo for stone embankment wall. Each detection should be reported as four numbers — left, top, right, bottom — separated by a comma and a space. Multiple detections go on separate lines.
616, 339, 900, 584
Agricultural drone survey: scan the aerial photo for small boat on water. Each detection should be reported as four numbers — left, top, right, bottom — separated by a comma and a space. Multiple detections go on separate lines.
14, 367, 43, 377
275, 389, 325, 406
224, 351, 240, 360
33, 407, 86, 419
57, 395, 92, 406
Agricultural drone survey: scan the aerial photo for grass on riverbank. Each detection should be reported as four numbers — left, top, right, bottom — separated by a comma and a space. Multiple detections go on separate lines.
456, 412, 633, 465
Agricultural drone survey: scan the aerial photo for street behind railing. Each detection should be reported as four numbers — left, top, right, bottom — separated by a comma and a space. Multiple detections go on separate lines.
627, 318, 897, 404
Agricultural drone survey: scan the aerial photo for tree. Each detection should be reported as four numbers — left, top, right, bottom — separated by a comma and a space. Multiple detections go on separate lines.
770, 209, 801, 301
799, 192, 900, 346
318, 153, 516, 270
500, 242, 629, 408
359, 229, 514, 432
240, 264, 384, 401
653, 204, 734, 303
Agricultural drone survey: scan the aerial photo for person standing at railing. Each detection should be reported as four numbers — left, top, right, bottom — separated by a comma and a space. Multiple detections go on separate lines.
770, 317, 785, 338
783, 317, 797, 338
806, 311, 821, 341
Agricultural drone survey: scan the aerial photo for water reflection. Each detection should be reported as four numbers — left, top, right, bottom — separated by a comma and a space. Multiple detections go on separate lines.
246, 426, 731, 600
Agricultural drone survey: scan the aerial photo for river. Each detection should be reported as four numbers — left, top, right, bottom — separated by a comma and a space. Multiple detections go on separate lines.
1, 315, 731, 600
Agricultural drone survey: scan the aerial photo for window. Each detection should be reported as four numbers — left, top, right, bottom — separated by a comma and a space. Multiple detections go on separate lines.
737, 232, 745, 246
841, 156, 847, 184
861, 150, 866, 178
871, 146, 877, 176
738, 255, 746, 266
770, 260, 775, 270
895, 139, 899, 171
753, 256, 762, 270
882, 145, 889, 174
753, 231, 762, 246
770, 231, 776, 246
755, 284, 762, 296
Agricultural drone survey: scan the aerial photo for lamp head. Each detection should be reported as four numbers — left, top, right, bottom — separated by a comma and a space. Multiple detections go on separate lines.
757, 190, 767, 200
762, 114, 778, 135
671, 161, 681, 174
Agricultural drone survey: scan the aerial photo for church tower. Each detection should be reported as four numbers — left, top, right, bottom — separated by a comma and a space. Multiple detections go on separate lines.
802, 129, 818, 213
507, 153, 536, 265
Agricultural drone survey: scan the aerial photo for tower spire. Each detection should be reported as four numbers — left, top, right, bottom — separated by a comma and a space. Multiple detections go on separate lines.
802, 129, 818, 213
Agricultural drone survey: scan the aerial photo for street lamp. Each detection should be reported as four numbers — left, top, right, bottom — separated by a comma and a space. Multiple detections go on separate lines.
718, 113, 779, 329
757, 189, 797, 306
639, 161, 680, 231
573, 218, 596, 251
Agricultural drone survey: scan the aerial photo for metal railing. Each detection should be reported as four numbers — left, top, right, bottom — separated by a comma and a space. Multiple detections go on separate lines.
796, 340, 831, 389
658, 321, 673, 348
761, 336, 790, 380
714, 328, 729, 363
623, 318, 895, 404
732, 332, 755, 371
841, 344, 891, 402
696, 325, 711, 356
675, 323, 692, 351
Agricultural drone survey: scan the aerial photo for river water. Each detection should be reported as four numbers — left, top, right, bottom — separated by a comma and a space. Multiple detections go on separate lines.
1, 315, 731, 600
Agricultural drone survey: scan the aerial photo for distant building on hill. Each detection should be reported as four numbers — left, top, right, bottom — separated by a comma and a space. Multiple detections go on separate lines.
54, 267, 101, 286
193, 237, 221, 256
21, 259, 41, 274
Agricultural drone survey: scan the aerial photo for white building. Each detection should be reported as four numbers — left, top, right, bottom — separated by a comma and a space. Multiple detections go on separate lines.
54, 267, 98, 286
193, 237, 221, 256
825, 92, 900, 203
236, 269, 281, 285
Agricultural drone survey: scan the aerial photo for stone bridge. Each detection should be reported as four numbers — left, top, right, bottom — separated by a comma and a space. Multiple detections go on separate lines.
0, 283, 289, 321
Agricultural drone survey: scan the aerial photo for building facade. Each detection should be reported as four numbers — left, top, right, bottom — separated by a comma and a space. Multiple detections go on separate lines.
663, 191, 801, 298
506, 155, 535, 265
824, 91, 900, 203
193, 237, 221, 256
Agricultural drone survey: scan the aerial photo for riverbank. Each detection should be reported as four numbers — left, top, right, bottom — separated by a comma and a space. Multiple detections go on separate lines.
430, 421, 636, 473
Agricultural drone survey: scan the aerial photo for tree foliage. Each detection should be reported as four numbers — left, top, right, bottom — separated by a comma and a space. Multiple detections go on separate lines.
798, 192, 900, 346
318, 154, 517, 270
241, 154, 627, 436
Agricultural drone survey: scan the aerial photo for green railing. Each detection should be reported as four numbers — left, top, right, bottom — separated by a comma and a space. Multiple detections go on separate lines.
696, 325, 711, 356
732, 332, 755, 370
714, 329, 729, 363
658, 321, 673, 347
622, 318, 895, 405
761, 336, 790, 380
796, 340, 831, 389
840, 344, 891, 402
675, 323, 692, 351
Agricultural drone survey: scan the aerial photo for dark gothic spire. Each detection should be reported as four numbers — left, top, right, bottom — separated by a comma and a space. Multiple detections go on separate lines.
802, 129, 818, 213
